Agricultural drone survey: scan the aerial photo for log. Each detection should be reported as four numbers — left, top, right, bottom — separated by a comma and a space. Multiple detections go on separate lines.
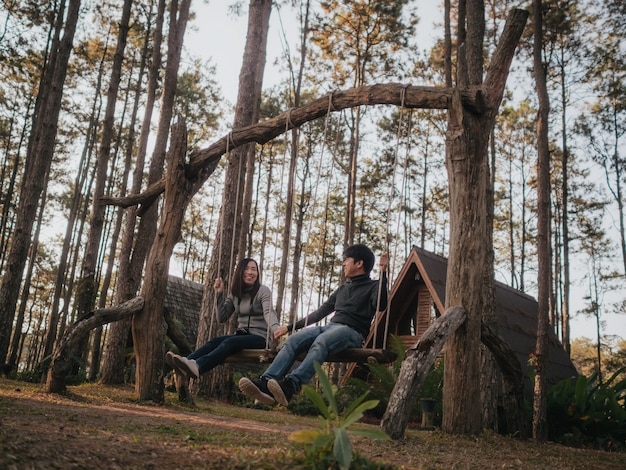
45, 297, 145, 394
381, 306, 466, 439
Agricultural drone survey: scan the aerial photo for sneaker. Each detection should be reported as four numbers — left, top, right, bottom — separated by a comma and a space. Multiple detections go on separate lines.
172, 355, 199, 379
166, 351, 186, 376
238, 377, 275, 405
165, 351, 176, 368
268, 378, 297, 406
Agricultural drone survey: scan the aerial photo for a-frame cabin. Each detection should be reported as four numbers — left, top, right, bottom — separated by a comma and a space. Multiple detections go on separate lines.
361, 246, 578, 395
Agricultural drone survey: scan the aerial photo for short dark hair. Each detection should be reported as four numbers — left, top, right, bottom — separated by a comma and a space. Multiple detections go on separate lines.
343, 244, 375, 274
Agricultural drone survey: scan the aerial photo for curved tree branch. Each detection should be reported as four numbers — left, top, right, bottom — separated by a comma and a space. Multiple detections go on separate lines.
101, 83, 483, 209
45, 297, 145, 394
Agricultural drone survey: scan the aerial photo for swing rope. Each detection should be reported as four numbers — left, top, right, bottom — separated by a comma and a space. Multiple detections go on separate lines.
373, 85, 409, 350
298, 92, 338, 333
209, 135, 230, 340
209, 132, 243, 340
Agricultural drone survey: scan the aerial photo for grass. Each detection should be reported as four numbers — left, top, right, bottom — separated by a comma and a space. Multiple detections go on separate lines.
0, 377, 624, 469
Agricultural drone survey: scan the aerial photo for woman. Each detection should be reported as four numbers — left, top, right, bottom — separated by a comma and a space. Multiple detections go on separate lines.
167, 258, 280, 379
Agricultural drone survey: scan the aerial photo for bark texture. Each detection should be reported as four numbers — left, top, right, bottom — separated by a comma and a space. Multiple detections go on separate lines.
443, 8, 528, 435
532, 0, 552, 442
382, 306, 466, 439
45, 297, 144, 394
0, 0, 81, 362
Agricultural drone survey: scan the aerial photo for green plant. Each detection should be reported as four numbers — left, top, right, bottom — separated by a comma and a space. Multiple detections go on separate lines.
548, 367, 626, 450
287, 390, 320, 416
339, 336, 443, 425
289, 362, 389, 469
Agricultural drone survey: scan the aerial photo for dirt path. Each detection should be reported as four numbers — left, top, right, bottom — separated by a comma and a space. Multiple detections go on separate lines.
1, 384, 299, 469
1, 378, 624, 469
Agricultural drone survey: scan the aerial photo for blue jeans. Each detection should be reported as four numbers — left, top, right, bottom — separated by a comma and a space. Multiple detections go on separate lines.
188, 333, 266, 375
263, 323, 363, 389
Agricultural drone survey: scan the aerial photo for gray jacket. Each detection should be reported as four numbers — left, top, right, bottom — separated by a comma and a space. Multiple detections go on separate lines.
216, 284, 280, 340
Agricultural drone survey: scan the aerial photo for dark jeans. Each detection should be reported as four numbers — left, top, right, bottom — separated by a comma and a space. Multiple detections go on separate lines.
188, 333, 266, 375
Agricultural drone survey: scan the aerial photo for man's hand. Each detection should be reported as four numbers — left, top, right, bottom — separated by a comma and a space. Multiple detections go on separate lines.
274, 325, 289, 340
379, 252, 389, 273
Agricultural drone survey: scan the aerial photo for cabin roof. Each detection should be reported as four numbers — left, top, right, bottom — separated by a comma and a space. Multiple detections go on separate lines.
164, 275, 203, 345
381, 246, 578, 391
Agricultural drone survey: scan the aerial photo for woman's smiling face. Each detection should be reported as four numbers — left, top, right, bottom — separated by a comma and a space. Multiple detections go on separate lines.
243, 260, 259, 286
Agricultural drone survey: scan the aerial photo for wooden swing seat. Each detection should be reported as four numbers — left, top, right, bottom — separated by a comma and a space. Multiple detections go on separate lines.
223, 347, 397, 365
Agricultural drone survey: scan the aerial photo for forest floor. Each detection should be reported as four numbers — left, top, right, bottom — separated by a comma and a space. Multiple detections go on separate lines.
0, 377, 623, 469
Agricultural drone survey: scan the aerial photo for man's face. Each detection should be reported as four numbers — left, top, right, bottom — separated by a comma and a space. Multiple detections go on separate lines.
342, 257, 363, 278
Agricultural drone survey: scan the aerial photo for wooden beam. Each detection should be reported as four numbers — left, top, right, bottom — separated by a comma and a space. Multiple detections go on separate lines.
223, 347, 398, 365
102, 83, 484, 210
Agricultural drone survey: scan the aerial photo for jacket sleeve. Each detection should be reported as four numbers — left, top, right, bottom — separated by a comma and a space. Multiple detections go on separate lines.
290, 288, 338, 331
258, 285, 280, 335
216, 291, 235, 323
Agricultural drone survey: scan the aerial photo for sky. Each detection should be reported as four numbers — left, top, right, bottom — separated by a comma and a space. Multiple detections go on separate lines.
182, 2, 624, 344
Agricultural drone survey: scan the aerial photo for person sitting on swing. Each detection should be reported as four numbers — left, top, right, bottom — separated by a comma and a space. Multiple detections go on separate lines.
167, 257, 280, 379
239, 244, 388, 406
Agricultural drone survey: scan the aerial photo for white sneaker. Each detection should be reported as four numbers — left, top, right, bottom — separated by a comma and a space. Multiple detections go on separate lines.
172, 355, 199, 379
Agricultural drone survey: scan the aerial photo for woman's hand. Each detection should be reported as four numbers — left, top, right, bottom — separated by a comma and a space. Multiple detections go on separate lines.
273, 325, 289, 340
213, 277, 224, 293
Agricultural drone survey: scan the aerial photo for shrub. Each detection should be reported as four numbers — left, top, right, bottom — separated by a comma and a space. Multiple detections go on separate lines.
289, 362, 389, 469
548, 367, 626, 450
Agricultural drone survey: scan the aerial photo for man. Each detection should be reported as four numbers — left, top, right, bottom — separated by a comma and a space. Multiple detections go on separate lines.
239, 244, 388, 406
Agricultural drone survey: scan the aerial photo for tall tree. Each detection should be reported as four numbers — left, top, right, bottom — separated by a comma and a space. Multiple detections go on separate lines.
532, 0, 552, 443
0, 0, 81, 363
578, 0, 626, 277
443, 2, 527, 435
100, 0, 165, 385
543, 0, 585, 353
275, 0, 311, 322
311, 0, 415, 247
132, 0, 191, 401
194, 0, 272, 400
578, 197, 617, 384
41, 32, 108, 361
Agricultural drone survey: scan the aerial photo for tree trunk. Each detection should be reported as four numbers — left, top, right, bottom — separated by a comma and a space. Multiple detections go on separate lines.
131, 0, 191, 402
75, 0, 133, 381
443, 88, 486, 435
559, 59, 571, 353
0, 0, 81, 362
443, 6, 528, 435
532, 0, 552, 443
100, 0, 165, 385
196, 0, 272, 400
481, 322, 527, 437
9, 186, 47, 367
43, 26, 108, 362
133, 120, 194, 402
